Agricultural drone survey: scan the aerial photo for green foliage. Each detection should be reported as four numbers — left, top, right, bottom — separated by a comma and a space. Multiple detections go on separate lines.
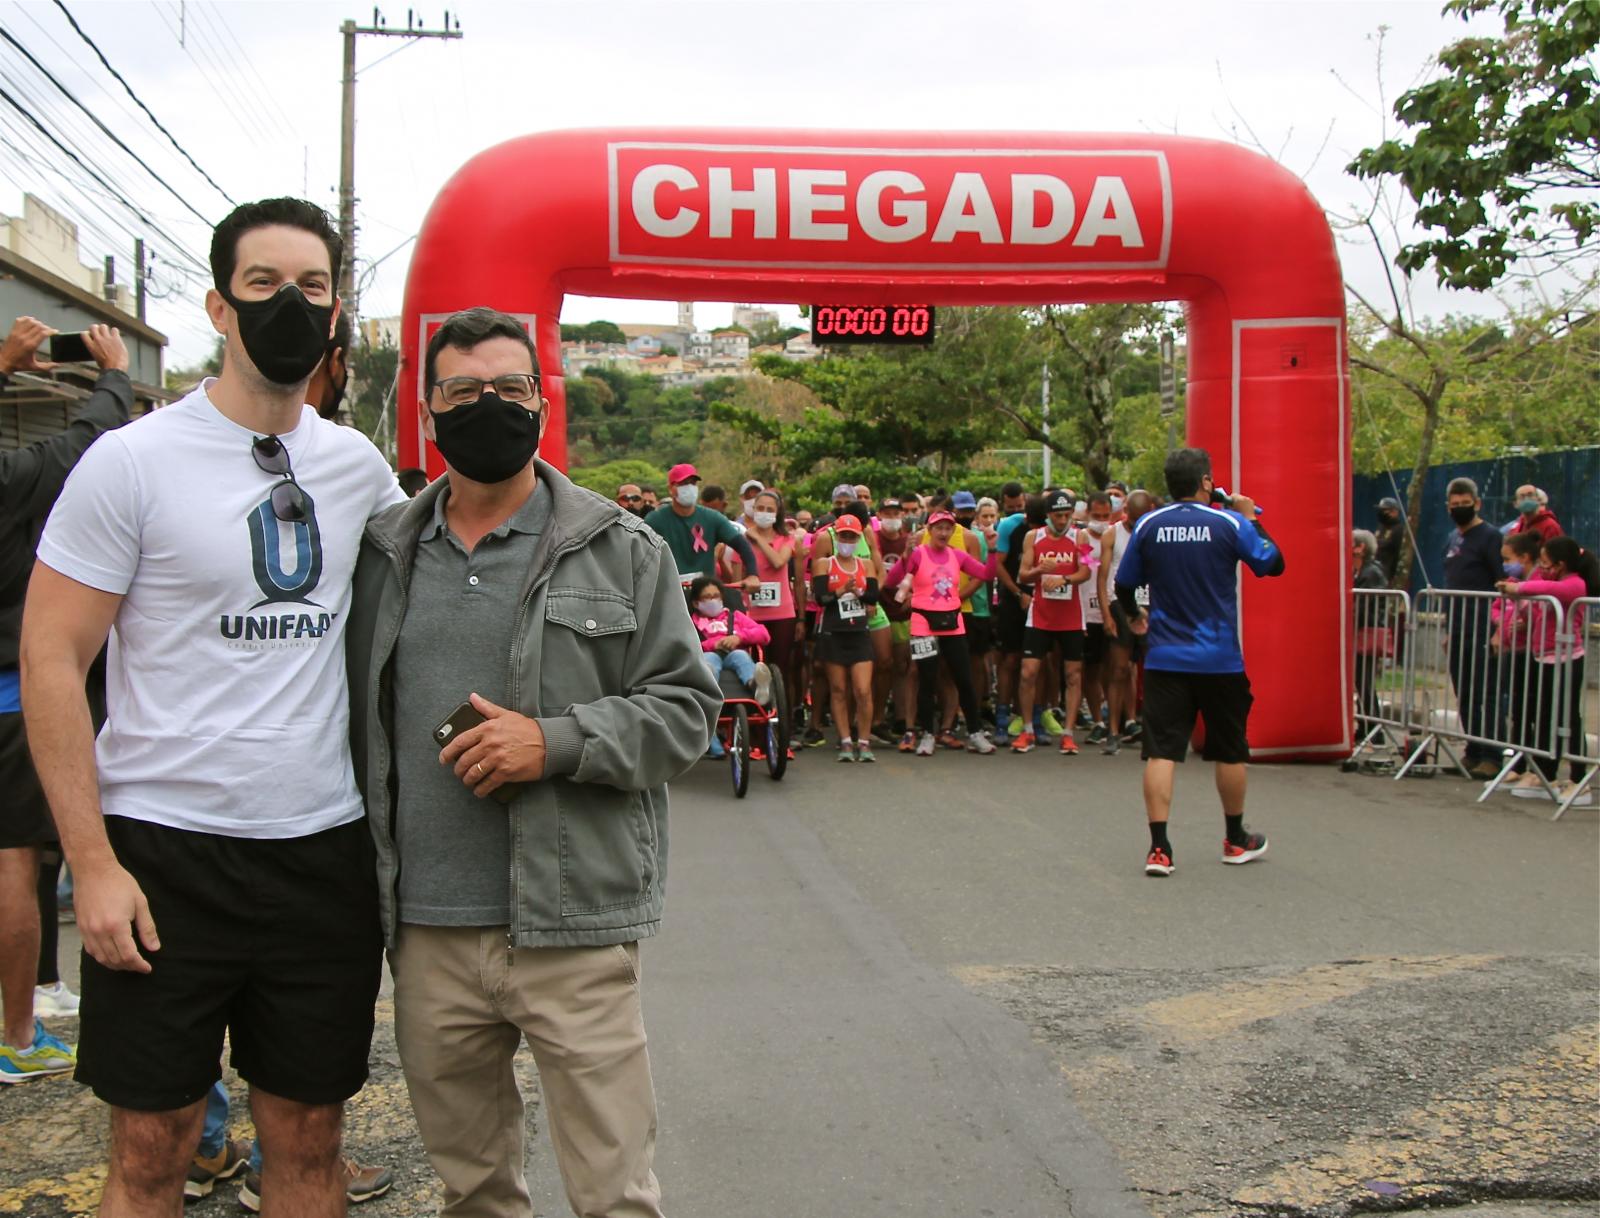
567, 457, 667, 496
348, 339, 397, 441
562, 367, 742, 474
164, 337, 223, 392
1349, 0, 1600, 289
560, 320, 627, 345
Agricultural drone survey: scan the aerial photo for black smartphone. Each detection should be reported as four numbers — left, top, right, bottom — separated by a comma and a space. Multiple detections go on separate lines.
432, 702, 518, 805
49, 331, 93, 362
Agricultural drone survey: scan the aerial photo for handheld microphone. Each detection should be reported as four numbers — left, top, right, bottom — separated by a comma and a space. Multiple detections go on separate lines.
1211, 487, 1264, 516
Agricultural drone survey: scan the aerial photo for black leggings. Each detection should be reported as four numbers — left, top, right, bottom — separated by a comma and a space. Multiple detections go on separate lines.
38, 852, 60, 987
1531, 656, 1587, 783
915, 633, 980, 734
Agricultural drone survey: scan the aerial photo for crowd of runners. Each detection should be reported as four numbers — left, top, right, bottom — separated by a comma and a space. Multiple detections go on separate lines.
625, 469, 1162, 764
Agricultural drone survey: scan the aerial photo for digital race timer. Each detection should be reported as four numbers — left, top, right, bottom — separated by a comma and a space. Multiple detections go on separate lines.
810, 304, 935, 345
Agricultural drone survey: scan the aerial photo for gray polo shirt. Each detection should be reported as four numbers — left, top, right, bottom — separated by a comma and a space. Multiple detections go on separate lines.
393, 479, 552, 926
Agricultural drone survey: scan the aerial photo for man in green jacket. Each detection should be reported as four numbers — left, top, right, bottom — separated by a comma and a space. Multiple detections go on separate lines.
345, 307, 718, 1218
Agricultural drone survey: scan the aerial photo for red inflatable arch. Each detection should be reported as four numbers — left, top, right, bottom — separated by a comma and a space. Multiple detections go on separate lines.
400, 129, 1351, 760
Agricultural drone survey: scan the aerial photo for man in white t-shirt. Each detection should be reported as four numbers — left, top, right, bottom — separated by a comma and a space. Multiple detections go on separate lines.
21, 197, 402, 1216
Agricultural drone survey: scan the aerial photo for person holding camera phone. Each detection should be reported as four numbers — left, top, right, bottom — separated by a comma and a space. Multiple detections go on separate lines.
344, 307, 718, 1218
1113, 448, 1285, 878
0, 317, 129, 1084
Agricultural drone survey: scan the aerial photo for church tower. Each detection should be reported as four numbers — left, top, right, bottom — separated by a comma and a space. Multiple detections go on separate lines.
677, 301, 695, 332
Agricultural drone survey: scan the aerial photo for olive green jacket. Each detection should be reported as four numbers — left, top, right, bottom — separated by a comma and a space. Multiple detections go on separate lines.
346, 459, 720, 948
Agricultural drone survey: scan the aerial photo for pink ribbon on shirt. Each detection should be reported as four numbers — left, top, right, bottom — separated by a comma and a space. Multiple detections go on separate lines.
692, 525, 709, 553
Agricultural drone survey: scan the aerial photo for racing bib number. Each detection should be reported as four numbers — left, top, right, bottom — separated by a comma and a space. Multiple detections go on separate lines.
1043, 578, 1074, 601
750, 581, 783, 609
909, 635, 937, 660
1135, 585, 1150, 607
837, 593, 865, 621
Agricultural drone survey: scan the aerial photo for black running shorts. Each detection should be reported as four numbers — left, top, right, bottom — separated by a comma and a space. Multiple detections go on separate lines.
0, 712, 54, 848
1082, 622, 1108, 667
995, 593, 1027, 655
1108, 602, 1149, 662
1023, 627, 1085, 662
815, 630, 875, 667
1140, 669, 1254, 764
76, 815, 382, 1112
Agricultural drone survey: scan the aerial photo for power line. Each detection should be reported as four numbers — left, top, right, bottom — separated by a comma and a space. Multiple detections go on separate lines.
49, 0, 236, 208
0, 28, 217, 228
188, 1, 299, 145
149, 1, 277, 150
0, 82, 209, 273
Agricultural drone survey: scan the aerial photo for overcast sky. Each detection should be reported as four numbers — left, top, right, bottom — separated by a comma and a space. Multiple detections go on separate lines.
0, 0, 1529, 365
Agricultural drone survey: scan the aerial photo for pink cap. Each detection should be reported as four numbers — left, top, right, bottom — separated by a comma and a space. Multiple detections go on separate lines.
667, 463, 700, 485
834, 514, 865, 535
926, 510, 955, 527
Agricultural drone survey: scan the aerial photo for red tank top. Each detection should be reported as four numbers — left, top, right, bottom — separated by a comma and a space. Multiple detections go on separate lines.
1029, 527, 1084, 632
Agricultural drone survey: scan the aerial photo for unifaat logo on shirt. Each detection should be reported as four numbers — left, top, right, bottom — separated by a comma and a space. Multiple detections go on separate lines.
609, 144, 1172, 270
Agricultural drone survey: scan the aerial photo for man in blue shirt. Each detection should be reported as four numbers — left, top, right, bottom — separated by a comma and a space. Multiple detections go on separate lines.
1115, 448, 1285, 877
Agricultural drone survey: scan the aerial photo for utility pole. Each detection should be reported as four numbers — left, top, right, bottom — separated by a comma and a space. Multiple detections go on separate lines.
1040, 362, 1052, 490
339, 8, 462, 325
134, 238, 146, 322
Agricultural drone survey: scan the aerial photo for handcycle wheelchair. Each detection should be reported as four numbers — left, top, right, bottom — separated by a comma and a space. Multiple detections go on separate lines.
681, 575, 792, 798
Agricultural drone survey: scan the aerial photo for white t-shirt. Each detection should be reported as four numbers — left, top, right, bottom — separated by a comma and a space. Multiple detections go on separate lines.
37, 380, 405, 838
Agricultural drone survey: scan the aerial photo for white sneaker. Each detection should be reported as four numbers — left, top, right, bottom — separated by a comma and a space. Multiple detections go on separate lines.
1557, 780, 1594, 807
967, 730, 996, 755
33, 981, 79, 1017
1511, 775, 1554, 799
752, 662, 772, 708
915, 732, 937, 756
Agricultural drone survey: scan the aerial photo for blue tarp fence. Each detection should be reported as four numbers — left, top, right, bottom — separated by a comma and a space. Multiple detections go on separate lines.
1353, 447, 1600, 592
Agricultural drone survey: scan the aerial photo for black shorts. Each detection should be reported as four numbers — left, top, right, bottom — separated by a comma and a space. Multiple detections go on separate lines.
1083, 622, 1108, 666
0, 712, 54, 848
1140, 670, 1254, 764
1023, 627, 1085, 662
76, 815, 382, 1112
815, 630, 874, 667
1108, 601, 1149, 663
996, 594, 1027, 655
963, 613, 993, 656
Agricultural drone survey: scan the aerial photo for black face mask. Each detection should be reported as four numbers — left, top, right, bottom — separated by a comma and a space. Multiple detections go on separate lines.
1449, 504, 1477, 527
429, 393, 541, 484
221, 282, 335, 386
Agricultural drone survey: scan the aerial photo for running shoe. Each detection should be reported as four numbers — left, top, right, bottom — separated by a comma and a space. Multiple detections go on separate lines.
0, 1020, 75, 1083
1557, 780, 1594, 807
1221, 832, 1269, 865
1101, 733, 1121, 756
856, 743, 877, 763
837, 741, 857, 763
871, 723, 899, 747
967, 730, 996, 755
915, 732, 937, 757
1058, 734, 1079, 756
1086, 723, 1109, 745
938, 731, 966, 751
1121, 721, 1144, 743
33, 980, 79, 1017
898, 731, 917, 753
1041, 709, 1065, 737
1076, 707, 1096, 730
1009, 731, 1036, 754
1005, 712, 1026, 738
1144, 847, 1175, 877
802, 727, 827, 748
240, 1158, 394, 1213
185, 1138, 251, 1199
752, 662, 772, 708
707, 736, 726, 760
1511, 774, 1554, 800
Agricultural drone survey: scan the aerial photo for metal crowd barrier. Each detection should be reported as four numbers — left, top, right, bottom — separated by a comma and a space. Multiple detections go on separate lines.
1352, 588, 1413, 764
1555, 596, 1598, 820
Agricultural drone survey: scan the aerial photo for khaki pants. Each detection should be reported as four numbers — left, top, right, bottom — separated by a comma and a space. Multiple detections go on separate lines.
391, 925, 664, 1218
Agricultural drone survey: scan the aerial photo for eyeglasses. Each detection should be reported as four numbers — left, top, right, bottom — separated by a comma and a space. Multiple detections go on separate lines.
622, 495, 642, 503
251, 435, 308, 523
432, 373, 540, 408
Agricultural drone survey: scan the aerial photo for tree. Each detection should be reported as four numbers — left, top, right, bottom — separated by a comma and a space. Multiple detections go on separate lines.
559, 320, 627, 345
164, 337, 223, 392
347, 339, 397, 444
1349, 0, 1600, 290
567, 457, 666, 497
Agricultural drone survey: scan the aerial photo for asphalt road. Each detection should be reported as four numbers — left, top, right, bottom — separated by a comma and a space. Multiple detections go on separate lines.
2, 744, 1596, 1217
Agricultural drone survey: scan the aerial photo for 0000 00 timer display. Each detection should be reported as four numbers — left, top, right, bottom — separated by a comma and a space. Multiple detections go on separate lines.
810, 305, 935, 345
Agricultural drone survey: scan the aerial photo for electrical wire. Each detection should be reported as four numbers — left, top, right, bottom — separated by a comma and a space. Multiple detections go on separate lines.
149, 0, 277, 150
0, 28, 217, 228
50, 0, 236, 207
188, 0, 299, 145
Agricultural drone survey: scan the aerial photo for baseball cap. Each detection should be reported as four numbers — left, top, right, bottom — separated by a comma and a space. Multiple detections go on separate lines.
1046, 491, 1074, 514
925, 509, 955, 527
739, 479, 764, 496
830, 483, 857, 501
1377, 496, 1401, 512
834, 514, 865, 535
951, 490, 978, 510
667, 463, 700, 485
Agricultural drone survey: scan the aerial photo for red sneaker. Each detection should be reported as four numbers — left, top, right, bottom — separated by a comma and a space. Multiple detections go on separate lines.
1009, 731, 1036, 754
938, 731, 966, 750
1058, 734, 1079, 755
1144, 847, 1174, 877
1221, 832, 1269, 865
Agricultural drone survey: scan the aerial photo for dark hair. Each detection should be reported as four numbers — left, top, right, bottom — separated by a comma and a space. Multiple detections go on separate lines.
1164, 448, 1212, 500
211, 197, 342, 295
1543, 536, 1600, 596
754, 489, 789, 535
701, 484, 727, 506
688, 576, 723, 605
1087, 491, 1112, 509
1446, 476, 1479, 499
640, 485, 656, 495
1001, 481, 1025, 499
1504, 531, 1542, 560
396, 467, 428, 497
1024, 494, 1048, 526
424, 307, 539, 394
